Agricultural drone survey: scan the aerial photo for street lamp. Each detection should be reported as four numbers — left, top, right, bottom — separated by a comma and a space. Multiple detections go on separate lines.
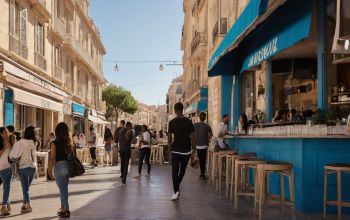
114, 61, 119, 72
159, 64, 164, 71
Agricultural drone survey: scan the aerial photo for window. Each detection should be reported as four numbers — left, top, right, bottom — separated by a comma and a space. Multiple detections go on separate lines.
54, 46, 61, 68
54, 0, 61, 18
241, 72, 256, 120
35, 22, 44, 55
9, 0, 27, 58
340, 0, 350, 38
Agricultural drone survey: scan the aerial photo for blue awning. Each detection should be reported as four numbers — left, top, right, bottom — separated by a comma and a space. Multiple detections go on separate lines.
184, 101, 208, 115
208, 0, 313, 77
208, 0, 269, 74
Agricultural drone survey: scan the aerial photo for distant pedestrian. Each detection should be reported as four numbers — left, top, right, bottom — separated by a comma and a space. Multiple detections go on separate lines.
215, 114, 230, 151
87, 126, 97, 167
168, 102, 196, 201
9, 126, 38, 214
104, 128, 113, 165
114, 120, 126, 165
194, 112, 213, 180
118, 122, 133, 184
0, 127, 13, 216
44, 133, 55, 151
78, 133, 86, 148
134, 125, 151, 179
72, 131, 79, 148
48, 122, 73, 218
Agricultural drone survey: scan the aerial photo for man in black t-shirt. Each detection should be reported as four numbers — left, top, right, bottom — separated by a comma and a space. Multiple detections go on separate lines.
168, 102, 196, 201
113, 120, 125, 165
118, 122, 133, 185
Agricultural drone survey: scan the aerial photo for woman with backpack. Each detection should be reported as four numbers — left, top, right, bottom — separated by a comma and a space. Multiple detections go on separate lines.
134, 125, 151, 179
9, 126, 38, 214
48, 122, 73, 218
0, 127, 13, 215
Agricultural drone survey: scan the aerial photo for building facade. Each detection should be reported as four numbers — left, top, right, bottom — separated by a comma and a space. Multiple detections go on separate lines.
167, 75, 183, 118
0, 0, 107, 146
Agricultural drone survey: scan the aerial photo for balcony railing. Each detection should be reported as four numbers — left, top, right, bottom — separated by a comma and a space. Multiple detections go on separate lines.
54, 66, 63, 82
9, 34, 28, 59
34, 52, 47, 70
212, 21, 219, 45
191, 32, 207, 54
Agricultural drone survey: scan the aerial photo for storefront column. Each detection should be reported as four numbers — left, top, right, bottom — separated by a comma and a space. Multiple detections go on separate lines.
317, 0, 327, 111
233, 75, 241, 128
221, 75, 233, 129
265, 61, 273, 122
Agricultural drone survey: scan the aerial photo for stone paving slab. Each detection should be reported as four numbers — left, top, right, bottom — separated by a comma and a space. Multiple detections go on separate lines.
0, 164, 343, 220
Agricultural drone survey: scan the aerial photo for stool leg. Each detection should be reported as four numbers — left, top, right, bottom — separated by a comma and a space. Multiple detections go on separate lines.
234, 161, 239, 209
230, 159, 235, 204
323, 169, 328, 219
337, 171, 342, 220
226, 158, 230, 197
280, 174, 285, 216
254, 168, 261, 216
289, 171, 296, 220
265, 172, 270, 208
218, 158, 222, 192
259, 171, 266, 220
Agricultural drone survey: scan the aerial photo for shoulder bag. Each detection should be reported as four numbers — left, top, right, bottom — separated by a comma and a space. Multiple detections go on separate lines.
68, 147, 85, 178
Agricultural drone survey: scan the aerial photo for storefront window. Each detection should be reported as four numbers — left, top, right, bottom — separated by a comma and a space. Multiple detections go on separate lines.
339, 0, 350, 38
241, 72, 256, 120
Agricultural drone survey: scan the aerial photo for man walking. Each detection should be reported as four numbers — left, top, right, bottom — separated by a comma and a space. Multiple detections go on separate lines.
114, 120, 126, 165
168, 102, 196, 201
194, 112, 213, 180
118, 122, 133, 185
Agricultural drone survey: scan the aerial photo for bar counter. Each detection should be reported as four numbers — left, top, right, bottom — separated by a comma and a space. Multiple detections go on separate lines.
225, 135, 350, 213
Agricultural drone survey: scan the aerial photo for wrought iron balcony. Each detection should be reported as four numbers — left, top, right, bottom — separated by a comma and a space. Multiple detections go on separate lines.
9, 34, 28, 59
191, 32, 208, 55
34, 52, 47, 70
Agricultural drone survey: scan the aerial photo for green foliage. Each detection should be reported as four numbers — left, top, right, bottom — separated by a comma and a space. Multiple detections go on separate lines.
102, 85, 138, 120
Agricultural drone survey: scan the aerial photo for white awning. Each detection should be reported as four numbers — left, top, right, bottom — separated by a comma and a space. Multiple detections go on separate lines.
10, 87, 63, 113
88, 115, 109, 125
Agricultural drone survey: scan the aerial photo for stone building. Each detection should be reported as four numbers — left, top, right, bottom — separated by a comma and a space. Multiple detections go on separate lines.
167, 75, 183, 118
0, 0, 107, 145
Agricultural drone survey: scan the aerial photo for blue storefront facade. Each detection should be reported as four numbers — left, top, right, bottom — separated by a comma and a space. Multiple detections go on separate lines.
208, 0, 350, 214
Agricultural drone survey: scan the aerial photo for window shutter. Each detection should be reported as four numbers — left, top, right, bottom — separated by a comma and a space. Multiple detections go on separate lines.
9, 0, 15, 35
20, 8, 27, 44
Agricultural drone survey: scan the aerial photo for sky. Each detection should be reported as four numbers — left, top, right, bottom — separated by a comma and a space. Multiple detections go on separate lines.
89, 0, 184, 106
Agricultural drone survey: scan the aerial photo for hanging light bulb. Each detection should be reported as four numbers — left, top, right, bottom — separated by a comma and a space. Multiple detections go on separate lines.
114, 61, 119, 72
159, 64, 164, 71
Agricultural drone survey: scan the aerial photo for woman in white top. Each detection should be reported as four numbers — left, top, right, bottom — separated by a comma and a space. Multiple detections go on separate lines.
134, 125, 152, 178
10, 126, 38, 214
0, 127, 13, 216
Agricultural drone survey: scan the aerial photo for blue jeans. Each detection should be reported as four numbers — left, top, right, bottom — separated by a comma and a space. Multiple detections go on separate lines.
19, 167, 36, 203
54, 161, 69, 209
0, 168, 12, 205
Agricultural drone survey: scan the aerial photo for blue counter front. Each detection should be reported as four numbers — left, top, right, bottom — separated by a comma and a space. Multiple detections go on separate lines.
226, 136, 350, 214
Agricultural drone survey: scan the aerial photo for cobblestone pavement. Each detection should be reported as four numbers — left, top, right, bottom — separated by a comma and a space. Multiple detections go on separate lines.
0, 164, 342, 220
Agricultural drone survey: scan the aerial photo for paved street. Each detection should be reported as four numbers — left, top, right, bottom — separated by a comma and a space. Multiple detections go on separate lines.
0, 165, 340, 220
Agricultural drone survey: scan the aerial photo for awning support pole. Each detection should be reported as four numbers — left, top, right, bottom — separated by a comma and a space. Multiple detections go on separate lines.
317, 0, 327, 112
266, 61, 273, 122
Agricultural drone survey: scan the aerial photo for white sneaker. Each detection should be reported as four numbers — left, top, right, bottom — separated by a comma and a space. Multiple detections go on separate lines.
170, 191, 180, 201
134, 174, 141, 179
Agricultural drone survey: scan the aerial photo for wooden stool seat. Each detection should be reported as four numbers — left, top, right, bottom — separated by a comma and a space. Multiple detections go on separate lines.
324, 163, 350, 220
255, 162, 295, 220
217, 151, 232, 192
234, 158, 266, 209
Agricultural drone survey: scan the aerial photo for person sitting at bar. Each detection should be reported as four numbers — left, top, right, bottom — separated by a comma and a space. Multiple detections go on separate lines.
273, 110, 288, 123
214, 114, 230, 151
237, 114, 249, 135
288, 109, 299, 122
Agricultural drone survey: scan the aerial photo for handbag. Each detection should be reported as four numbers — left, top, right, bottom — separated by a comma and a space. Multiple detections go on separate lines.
68, 148, 85, 178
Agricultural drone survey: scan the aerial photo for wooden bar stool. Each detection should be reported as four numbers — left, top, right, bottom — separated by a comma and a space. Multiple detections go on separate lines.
97, 147, 105, 165
228, 153, 257, 204
217, 150, 236, 192
207, 148, 215, 183
255, 162, 296, 220
234, 158, 266, 209
323, 163, 350, 220
210, 151, 220, 187
225, 152, 238, 197
150, 145, 164, 164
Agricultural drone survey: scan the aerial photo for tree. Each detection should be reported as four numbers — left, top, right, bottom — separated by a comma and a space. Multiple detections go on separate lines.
102, 85, 138, 124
